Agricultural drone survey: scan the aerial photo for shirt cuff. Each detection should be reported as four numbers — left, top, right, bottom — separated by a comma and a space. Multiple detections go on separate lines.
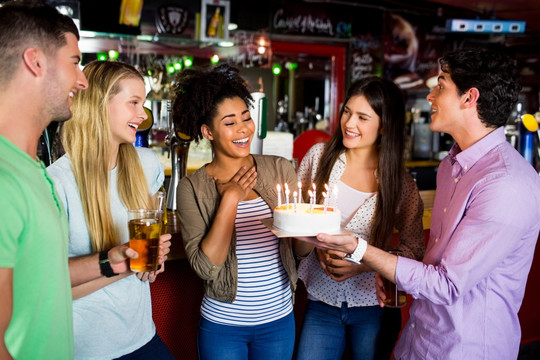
394, 256, 420, 296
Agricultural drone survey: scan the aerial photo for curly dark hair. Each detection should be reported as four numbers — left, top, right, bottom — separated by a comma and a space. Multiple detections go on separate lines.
439, 48, 521, 128
171, 64, 253, 142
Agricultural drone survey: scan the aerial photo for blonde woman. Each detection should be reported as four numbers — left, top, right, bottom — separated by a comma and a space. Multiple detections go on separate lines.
47, 60, 174, 359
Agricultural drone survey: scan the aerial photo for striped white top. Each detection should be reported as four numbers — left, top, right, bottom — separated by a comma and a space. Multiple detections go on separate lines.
200, 197, 293, 326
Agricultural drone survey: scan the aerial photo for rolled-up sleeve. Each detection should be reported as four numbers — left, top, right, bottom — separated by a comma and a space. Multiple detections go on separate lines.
396, 176, 535, 306
177, 177, 225, 281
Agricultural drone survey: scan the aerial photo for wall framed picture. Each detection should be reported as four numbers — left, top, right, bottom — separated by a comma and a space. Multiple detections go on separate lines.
200, 0, 230, 42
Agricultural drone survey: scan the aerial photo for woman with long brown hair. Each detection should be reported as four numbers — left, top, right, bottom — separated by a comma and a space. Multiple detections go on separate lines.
296, 76, 425, 360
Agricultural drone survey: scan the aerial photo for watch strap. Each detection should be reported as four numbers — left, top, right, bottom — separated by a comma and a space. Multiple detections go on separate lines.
99, 250, 118, 278
344, 236, 368, 264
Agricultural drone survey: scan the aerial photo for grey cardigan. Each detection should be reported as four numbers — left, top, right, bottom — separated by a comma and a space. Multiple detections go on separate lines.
176, 154, 299, 303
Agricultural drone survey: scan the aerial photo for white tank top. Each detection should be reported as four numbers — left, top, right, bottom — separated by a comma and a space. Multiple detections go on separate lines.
336, 180, 374, 226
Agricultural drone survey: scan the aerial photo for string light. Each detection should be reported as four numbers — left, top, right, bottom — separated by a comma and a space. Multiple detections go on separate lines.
108, 50, 119, 60
183, 56, 194, 68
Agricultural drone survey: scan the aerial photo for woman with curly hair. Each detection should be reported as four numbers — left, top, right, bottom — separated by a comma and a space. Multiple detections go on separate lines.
173, 64, 308, 359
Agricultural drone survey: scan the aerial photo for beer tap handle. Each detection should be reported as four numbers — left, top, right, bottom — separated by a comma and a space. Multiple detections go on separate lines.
165, 98, 192, 213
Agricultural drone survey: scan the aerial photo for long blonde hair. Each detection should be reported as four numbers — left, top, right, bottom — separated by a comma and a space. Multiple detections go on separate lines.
62, 60, 152, 252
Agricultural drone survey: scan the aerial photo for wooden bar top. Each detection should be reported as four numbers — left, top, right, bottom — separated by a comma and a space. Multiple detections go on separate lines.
419, 190, 435, 230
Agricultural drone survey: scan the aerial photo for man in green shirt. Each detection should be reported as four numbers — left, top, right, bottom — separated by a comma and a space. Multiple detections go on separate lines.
0, 3, 88, 358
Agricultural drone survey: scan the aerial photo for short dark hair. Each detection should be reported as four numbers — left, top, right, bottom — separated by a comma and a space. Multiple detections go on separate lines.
171, 64, 253, 143
0, 1, 79, 87
439, 48, 521, 128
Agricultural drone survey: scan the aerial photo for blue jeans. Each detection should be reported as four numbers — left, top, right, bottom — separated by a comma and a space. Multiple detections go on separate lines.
197, 312, 295, 360
113, 333, 175, 360
296, 300, 401, 360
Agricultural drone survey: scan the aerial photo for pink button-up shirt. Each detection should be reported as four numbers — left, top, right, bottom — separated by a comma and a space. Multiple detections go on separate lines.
395, 127, 540, 359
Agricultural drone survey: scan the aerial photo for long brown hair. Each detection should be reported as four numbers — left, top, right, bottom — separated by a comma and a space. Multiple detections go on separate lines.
313, 76, 406, 250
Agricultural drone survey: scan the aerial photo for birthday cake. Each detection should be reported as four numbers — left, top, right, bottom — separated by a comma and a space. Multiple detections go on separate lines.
273, 203, 341, 235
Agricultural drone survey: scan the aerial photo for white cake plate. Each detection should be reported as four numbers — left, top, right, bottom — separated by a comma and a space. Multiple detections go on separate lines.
260, 218, 352, 238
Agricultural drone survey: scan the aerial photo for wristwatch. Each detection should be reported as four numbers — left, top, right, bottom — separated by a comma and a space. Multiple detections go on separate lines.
344, 236, 368, 265
99, 250, 118, 278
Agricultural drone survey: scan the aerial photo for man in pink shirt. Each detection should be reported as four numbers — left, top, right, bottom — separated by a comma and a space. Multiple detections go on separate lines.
301, 48, 540, 359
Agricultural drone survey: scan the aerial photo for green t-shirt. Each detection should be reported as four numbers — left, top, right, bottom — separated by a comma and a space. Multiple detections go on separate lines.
0, 135, 73, 359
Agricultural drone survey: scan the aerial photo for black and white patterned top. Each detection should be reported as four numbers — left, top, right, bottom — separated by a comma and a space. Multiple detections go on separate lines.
297, 142, 425, 307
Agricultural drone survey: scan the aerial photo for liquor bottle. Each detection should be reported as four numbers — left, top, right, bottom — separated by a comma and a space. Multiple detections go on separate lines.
519, 113, 535, 165
134, 107, 153, 147
505, 103, 521, 149
207, 7, 220, 37
119, 0, 144, 26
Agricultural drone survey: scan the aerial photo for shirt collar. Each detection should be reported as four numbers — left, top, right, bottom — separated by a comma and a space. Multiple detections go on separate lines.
449, 126, 506, 172
337, 150, 347, 165
0, 134, 44, 169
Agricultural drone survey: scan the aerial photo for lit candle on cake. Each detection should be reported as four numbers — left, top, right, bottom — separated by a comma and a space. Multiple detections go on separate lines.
285, 183, 290, 210
308, 190, 314, 213
297, 181, 302, 203
276, 184, 282, 208
324, 184, 329, 210
293, 191, 298, 213
323, 191, 328, 213
333, 184, 338, 210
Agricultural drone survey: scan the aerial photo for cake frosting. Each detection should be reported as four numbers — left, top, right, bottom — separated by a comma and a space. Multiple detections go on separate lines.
273, 203, 341, 235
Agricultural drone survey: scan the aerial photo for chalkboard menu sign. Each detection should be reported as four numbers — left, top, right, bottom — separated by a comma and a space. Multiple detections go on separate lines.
350, 35, 382, 82
348, 8, 383, 82
271, 3, 351, 38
